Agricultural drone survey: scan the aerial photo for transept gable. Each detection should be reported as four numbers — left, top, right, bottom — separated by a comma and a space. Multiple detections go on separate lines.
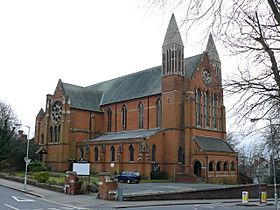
53, 79, 65, 98
190, 52, 221, 90
36, 108, 45, 120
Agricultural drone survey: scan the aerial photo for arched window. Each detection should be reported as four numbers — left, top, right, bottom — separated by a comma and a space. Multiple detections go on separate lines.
230, 162, 235, 171
54, 126, 58, 142
194, 161, 202, 177
151, 144, 156, 162
94, 147, 99, 162
162, 52, 166, 75
110, 145, 115, 162
209, 161, 214, 171
121, 105, 127, 130
213, 94, 218, 129
196, 89, 201, 126
223, 162, 228, 171
205, 92, 210, 127
167, 49, 170, 74
107, 107, 112, 132
178, 146, 183, 163
129, 145, 134, 161
80, 147, 84, 160
138, 102, 144, 129
217, 161, 221, 171
58, 125, 61, 142
40, 133, 44, 144
178, 51, 181, 73
50, 126, 53, 142
156, 99, 162, 127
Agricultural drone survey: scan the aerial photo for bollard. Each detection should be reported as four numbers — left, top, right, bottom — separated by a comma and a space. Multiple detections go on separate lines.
242, 191, 249, 203
261, 191, 267, 203
117, 188, 123, 201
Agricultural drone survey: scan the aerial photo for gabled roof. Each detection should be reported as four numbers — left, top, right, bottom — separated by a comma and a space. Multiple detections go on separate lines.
62, 83, 103, 112
193, 136, 235, 153
163, 13, 183, 47
86, 66, 162, 106
36, 108, 45, 119
185, 53, 203, 78
59, 54, 203, 112
88, 127, 163, 142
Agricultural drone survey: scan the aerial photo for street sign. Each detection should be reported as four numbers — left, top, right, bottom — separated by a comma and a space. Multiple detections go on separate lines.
24, 157, 31, 164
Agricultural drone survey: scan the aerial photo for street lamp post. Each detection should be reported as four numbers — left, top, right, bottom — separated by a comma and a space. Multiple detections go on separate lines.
270, 119, 278, 210
15, 124, 30, 190
251, 118, 278, 210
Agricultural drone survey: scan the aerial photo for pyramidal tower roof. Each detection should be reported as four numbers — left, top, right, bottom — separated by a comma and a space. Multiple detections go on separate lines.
206, 33, 220, 62
163, 14, 183, 47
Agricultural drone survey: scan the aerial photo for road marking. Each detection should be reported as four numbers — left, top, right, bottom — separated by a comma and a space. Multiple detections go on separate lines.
4, 204, 20, 210
39, 197, 87, 209
12, 196, 35, 202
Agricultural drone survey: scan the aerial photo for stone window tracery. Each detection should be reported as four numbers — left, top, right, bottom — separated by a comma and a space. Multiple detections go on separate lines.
110, 145, 115, 162
138, 102, 144, 129
121, 105, 127, 130
107, 107, 112, 132
156, 99, 162, 127
129, 144, 134, 161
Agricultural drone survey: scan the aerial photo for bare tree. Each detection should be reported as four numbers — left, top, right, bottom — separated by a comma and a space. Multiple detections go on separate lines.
147, 0, 280, 122
0, 100, 18, 161
227, 132, 267, 181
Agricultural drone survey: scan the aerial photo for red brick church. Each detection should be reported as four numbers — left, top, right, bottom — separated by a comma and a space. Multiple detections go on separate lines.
35, 14, 237, 184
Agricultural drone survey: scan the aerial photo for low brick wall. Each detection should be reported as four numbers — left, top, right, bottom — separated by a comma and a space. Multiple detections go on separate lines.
124, 184, 280, 201
0, 173, 64, 193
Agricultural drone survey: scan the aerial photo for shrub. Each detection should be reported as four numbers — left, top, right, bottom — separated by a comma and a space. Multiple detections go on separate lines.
28, 161, 46, 172
150, 171, 168, 180
34, 172, 50, 183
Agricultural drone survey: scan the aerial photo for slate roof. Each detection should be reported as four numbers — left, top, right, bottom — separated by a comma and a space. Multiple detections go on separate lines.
193, 136, 235, 153
184, 54, 203, 78
60, 54, 203, 112
88, 128, 163, 142
62, 83, 103, 112
163, 13, 184, 46
87, 66, 162, 105
206, 33, 220, 62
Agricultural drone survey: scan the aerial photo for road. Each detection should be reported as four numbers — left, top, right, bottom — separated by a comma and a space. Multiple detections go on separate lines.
0, 181, 276, 210
124, 203, 276, 210
0, 185, 86, 210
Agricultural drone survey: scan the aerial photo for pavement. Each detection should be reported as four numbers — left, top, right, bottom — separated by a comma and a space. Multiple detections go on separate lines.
0, 177, 276, 209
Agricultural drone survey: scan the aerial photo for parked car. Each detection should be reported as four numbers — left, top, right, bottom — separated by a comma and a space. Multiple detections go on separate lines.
115, 171, 141, 183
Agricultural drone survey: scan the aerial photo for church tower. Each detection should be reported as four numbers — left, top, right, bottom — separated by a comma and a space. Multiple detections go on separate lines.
161, 14, 184, 129
162, 14, 184, 76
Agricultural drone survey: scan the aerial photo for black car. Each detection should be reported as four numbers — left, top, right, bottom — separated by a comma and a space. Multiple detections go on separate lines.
115, 171, 141, 183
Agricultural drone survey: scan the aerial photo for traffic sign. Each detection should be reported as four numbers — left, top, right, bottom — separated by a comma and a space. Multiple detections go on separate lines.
24, 157, 31, 163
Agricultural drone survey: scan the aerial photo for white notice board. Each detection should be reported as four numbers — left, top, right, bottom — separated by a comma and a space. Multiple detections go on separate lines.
73, 162, 90, 176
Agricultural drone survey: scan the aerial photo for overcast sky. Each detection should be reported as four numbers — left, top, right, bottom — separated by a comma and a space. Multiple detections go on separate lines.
0, 0, 238, 137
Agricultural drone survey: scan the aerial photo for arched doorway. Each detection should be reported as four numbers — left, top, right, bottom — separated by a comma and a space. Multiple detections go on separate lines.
193, 161, 202, 177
